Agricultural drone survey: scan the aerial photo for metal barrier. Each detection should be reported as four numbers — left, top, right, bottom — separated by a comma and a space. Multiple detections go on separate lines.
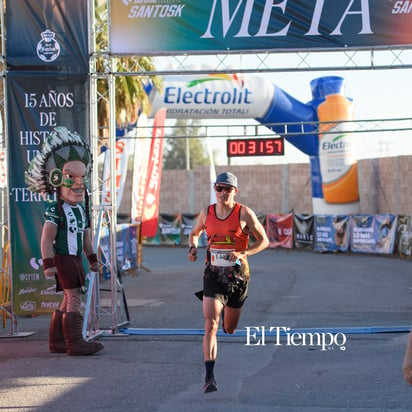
82, 207, 131, 340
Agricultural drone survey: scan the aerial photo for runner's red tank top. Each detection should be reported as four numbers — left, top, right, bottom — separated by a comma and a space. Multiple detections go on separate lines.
205, 203, 249, 252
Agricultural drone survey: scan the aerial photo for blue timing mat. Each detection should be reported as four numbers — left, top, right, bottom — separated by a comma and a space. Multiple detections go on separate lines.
120, 325, 411, 337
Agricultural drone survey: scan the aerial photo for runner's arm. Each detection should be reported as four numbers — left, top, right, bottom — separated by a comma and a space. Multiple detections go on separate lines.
238, 206, 269, 259
188, 207, 207, 262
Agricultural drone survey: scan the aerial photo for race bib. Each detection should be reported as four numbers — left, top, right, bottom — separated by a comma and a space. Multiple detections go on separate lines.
210, 248, 235, 267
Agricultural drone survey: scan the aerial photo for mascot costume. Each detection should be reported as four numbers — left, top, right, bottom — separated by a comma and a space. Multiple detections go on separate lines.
25, 126, 104, 356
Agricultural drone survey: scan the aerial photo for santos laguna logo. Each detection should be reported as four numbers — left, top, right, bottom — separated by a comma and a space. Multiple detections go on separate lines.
36, 29, 61, 62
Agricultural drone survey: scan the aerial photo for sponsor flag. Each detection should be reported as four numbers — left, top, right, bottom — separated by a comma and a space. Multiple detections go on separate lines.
131, 114, 150, 224
141, 108, 166, 237
101, 138, 131, 208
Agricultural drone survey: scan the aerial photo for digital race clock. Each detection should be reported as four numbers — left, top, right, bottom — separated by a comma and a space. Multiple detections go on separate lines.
226, 137, 285, 157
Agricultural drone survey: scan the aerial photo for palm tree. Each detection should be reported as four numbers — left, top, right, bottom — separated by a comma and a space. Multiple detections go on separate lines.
93, 1, 162, 137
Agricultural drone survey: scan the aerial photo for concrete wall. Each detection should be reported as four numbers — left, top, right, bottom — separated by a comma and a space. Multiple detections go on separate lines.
358, 156, 412, 216
118, 155, 412, 218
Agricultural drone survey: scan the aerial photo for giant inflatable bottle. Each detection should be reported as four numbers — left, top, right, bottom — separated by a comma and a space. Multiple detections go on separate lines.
311, 76, 359, 209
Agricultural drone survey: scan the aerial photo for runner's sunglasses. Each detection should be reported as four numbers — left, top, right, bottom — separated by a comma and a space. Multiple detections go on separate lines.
215, 185, 235, 193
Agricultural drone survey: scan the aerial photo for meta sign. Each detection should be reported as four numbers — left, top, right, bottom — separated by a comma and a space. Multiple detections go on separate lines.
111, 0, 412, 54
226, 137, 284, 157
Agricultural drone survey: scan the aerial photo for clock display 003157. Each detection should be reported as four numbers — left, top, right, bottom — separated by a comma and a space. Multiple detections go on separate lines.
226, 137, 284, 157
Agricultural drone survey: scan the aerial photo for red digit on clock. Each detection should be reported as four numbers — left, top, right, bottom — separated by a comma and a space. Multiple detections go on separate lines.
229, 141, 237, 155
274, 139, 282, 153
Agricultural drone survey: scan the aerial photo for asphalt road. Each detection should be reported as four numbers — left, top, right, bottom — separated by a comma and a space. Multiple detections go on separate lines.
1, 247, 412, 411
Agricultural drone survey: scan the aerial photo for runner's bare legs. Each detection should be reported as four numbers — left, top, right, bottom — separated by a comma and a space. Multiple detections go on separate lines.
203, 297, 223, 361
203, 296, 244, 360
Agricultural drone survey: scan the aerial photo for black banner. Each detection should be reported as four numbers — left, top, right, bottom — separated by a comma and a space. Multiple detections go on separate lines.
293, 213, 314, 250
6, 0, 88, 73
7, 73, 89, 315
6, 0, 90, 315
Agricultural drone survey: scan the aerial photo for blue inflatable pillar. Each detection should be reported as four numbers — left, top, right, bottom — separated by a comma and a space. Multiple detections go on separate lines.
256, 84, 318, 156
256, 83, 324, 206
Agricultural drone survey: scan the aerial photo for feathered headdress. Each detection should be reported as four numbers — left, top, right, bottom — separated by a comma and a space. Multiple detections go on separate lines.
25, 126, 91, 197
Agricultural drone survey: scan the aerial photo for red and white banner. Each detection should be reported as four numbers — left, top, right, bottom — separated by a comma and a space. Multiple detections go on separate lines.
131, 113, 150, 224
266, 213, 294, 249
141, 108, 166, 237
101, 138, 131, 208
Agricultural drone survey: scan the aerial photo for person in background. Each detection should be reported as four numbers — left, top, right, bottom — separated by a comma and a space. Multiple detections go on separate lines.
403, 333, 412, 384
188, 172, 269, 393
25, 126, 104, 356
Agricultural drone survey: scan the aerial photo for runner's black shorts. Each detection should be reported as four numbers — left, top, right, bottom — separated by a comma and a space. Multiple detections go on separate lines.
203, 264, 249, 308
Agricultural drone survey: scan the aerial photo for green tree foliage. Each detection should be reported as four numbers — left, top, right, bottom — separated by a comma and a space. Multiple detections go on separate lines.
163, 119, 211, 170
94, 1, 162, 131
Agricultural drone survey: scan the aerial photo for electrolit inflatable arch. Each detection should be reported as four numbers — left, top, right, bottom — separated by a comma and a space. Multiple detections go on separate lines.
148, 74, 359, 215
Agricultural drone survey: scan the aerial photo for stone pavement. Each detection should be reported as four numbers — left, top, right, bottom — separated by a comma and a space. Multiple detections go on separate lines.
1, 246, 412, 411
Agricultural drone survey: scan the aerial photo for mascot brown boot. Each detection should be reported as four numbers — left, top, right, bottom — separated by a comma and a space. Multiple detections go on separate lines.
49, 310, 67, 353
62, 311, 104, 356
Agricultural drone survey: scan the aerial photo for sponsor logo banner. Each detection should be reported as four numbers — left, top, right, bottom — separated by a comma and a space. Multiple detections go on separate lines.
314, 215, 350, 252
149, 74, 274, 119
111, 0, 412, 54
293, 213, 314, 250
350, 214, 397, 254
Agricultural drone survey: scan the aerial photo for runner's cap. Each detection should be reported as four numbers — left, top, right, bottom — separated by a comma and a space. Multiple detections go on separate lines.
215, 172, 237, 188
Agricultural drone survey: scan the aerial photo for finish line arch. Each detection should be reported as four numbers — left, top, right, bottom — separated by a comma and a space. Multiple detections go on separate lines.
2, 0, 412, 334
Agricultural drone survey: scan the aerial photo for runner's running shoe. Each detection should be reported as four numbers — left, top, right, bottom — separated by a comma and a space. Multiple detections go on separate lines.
204, 376, 218, 393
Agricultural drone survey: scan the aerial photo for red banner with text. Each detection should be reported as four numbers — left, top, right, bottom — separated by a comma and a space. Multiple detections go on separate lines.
266, 213, 294, 249
141, 109, 166, 237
